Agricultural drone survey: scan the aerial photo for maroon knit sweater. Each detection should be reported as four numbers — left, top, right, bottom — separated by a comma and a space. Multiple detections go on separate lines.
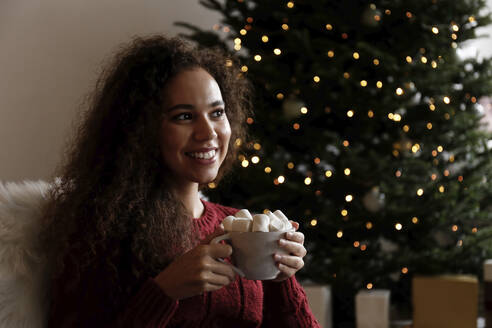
48, 200, 320, 327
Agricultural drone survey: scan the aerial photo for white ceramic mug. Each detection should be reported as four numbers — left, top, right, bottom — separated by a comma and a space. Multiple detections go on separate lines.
210, 231, 289, 280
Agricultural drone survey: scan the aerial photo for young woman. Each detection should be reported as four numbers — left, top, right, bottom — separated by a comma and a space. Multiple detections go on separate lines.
42, 35, 320, 327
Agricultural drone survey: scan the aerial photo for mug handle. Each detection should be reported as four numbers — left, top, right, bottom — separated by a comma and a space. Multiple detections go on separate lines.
210, 233, 246, 278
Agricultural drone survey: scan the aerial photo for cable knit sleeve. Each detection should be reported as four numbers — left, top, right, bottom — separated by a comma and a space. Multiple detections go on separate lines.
261, 276, 321, 328
110, 278, 179, 327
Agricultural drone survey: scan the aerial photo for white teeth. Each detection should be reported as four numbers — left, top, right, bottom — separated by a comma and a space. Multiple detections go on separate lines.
188, 150, 216, 160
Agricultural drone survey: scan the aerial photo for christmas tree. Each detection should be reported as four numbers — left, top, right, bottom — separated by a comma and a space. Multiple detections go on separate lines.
177, 0, 492, 324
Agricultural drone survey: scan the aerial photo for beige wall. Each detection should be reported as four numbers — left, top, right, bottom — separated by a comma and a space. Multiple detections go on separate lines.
1, 1, 492, 182
0, 0, 221, 182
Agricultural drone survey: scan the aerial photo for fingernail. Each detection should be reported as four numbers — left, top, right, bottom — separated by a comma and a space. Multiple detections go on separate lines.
286, 232, 293, 238
274, 254, 282, 261
279, 239, 286, 245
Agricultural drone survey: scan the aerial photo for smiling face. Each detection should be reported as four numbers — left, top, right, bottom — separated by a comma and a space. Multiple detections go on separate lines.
160, 68, 231, 188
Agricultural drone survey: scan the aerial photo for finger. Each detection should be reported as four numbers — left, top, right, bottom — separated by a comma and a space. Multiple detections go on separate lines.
279, 238, 307, 257
211, 262, 237, 282
203, 281, 228, 293
284, 231, 304, 244
274, 254, 304, 271
290, 221, 300, 231
205, 272, 235, 287
201, 225, 226, 244
207, 243, 233, 259
277, 262, 297, 278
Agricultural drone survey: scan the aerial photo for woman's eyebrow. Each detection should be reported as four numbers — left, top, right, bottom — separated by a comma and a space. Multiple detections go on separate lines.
166, 100, 225, 112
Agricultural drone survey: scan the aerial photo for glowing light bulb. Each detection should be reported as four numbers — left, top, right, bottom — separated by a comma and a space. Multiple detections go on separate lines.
261, 35, 269, 42
273, 48, 281, 55
254, 55, 262, 61
432, 27, 439, 34
304, 177, 312, 185
417, 188, 424, 196
353, 52, 360, 59
396, 88, 404, 95
313, 76, 320, 83
345, 195, 353, 202
251, 156, 260, 164
326, 24, 333, 30
278, 175, 285, 183
395, 223, 403, 230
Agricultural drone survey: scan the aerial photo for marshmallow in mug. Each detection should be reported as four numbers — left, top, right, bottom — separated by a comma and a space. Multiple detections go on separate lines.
221, 209, 293, 232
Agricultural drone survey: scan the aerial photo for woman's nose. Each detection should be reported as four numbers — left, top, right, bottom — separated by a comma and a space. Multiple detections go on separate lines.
194, 116, 217, 141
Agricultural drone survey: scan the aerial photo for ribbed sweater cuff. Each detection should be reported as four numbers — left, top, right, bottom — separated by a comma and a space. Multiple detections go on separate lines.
122, 278, 179, 327
263, 276, 306, 311
263, 276, 320, 327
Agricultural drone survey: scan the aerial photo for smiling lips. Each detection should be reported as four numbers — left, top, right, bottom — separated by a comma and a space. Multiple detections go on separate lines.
185, 149, 217, 161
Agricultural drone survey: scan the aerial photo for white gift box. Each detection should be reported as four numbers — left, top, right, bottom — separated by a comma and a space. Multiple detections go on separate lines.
355, 289, 390, 328
302, 284, 332, 328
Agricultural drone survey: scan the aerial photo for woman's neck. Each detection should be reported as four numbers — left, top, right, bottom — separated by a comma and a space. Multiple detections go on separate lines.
171, 182, 204, 218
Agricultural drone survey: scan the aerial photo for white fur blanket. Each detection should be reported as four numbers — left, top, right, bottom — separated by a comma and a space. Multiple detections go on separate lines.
0, 180, 51, 328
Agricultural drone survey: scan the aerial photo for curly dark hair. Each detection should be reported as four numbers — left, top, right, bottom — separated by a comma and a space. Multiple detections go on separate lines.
41, 35, 252, 323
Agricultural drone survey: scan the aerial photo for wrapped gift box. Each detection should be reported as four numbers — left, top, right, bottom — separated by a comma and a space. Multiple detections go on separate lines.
412, 275, 478, 328
302, 284, 332, 328
355, 289, 390, 328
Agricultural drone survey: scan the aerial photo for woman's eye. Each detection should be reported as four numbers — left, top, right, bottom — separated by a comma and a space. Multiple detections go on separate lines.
212, 109, 225, 118
174, 113, 192, 121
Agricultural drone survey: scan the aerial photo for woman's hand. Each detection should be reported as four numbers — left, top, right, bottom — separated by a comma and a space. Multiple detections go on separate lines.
272, 221, 307, 282
154, 226, 236, 300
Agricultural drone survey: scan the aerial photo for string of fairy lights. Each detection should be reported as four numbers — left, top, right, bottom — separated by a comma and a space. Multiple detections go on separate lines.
208, 1, 482, 289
